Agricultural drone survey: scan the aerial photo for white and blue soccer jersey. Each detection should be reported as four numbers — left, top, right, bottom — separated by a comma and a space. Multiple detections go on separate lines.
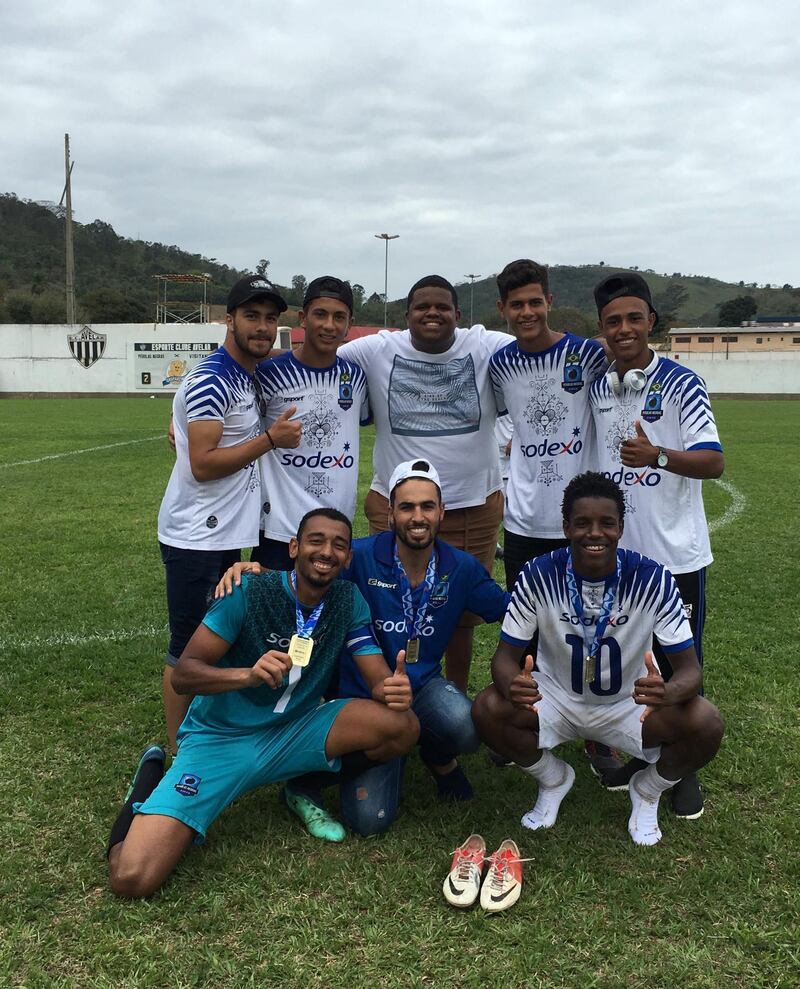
158, 346, 263, 551
256, 353, 370, 541
501, 548, 693, 706
489, 334, 607, 539
589, 353, 723, 573
338, 532, 511, 697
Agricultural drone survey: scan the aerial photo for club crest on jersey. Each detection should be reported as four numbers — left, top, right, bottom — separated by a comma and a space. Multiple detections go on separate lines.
68, 326, 107, 368
338, 371, 354, 411
641, 381, 664, 422
175, 773, 201, 797
430, 576, 450, 609
561, 352, 584, 394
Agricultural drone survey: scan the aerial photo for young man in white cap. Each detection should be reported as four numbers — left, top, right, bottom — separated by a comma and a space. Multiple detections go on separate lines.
216, 458, 511, 841
589, 271, 724, 818
157, 274, 301, 753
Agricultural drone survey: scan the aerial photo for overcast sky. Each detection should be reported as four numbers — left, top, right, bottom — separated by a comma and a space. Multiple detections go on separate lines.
3, 0, 799, 297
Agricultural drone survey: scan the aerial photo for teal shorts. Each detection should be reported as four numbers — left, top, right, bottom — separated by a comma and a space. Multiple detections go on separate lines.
135, 698, 352, 842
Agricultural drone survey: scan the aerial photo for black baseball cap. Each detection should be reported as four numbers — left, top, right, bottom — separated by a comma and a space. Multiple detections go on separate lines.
227, 275, 288, 314
594, 272, 659, 323
303, 275, 354, 314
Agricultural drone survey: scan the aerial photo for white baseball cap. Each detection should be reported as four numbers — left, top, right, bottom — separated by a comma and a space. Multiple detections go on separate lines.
389, 458, 442, 497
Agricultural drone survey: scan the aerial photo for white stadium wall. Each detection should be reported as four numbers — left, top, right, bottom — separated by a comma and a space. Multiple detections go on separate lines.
0, 323, 798, 396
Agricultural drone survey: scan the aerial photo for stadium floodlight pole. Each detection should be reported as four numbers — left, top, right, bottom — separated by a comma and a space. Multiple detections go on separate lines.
60, 133, 76, 324
375, 233, 399, 328
465, 273, 480, 326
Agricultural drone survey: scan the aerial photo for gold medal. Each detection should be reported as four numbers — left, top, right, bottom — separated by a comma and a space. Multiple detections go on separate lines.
289, 634, 314, 668
406, 638, 420, 663
584, 654, 596, 684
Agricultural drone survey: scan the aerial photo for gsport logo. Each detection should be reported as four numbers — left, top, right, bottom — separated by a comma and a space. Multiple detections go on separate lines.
280, 450, 355, 470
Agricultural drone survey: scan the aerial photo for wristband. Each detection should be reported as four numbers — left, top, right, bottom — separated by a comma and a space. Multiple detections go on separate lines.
265, 430, 276, 451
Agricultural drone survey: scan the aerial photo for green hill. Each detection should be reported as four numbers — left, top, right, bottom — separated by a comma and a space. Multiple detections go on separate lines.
3, 192, 799, 328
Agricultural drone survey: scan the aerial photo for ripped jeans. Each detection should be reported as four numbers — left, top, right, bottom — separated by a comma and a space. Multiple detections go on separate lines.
339, 676, 479, 836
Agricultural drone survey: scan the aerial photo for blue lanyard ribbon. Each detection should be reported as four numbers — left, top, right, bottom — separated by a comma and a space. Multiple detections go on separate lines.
565, 550, 621, 659
290, 570, 325, 638
393, 542, 437, 640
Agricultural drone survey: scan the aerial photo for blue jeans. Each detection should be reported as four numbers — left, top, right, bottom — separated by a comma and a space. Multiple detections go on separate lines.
339, 677, 479, 836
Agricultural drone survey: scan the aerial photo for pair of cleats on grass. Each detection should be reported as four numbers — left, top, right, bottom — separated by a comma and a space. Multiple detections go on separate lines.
443, 835, 527, 912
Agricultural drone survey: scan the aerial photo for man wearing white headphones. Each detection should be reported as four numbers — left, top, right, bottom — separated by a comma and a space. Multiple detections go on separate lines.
589, 272, 724, 819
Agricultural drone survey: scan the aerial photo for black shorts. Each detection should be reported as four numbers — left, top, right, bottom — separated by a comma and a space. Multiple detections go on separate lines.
654, 567, 707, 680
503, 529, 569, 592
159, 542, 242, 666
250, 534, 293, 571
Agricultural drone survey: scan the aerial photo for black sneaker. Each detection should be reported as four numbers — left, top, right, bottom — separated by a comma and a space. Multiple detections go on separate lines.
488, 750, 513, 768
599, 757, 648, 792
671, 772, 704, 819
584, 740, 624, 778
430, 764, 474, 802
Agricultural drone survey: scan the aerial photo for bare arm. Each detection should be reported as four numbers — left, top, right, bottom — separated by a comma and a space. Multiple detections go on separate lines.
187, 420, 274, 482
172, 623, 290, 695
620, 421, 724, 478
633, 646, 702, 719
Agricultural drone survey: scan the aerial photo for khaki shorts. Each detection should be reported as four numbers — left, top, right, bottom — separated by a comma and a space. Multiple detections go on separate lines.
364, 488, 504, 628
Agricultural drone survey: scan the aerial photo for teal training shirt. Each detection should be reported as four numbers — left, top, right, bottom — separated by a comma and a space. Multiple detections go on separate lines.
180, 571, 377, 737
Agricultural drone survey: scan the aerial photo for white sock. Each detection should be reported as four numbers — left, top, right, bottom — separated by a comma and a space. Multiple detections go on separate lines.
628, 765, 675, 846
519, 752, 575, 830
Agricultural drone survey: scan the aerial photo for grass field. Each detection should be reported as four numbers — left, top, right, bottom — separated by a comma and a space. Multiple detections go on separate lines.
1, 398, 798, 989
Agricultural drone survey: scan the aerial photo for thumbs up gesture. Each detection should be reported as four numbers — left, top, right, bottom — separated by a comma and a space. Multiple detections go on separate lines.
269, 406, 302, 449
509, 654, 542, 711
382, 650, 413, 711
633, 651, 667, 721
619, 419, 659, 468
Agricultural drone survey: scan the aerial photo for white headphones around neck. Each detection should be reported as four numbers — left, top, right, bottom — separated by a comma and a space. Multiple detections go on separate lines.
606, 363, 647, 396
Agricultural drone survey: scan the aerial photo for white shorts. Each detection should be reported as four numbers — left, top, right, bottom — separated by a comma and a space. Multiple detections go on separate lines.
536, 683, 661, 763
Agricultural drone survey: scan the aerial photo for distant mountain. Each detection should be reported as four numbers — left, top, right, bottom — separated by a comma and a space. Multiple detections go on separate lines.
0, 193, 258, 324
3, 192, 798, 328
457, 264, 800, 334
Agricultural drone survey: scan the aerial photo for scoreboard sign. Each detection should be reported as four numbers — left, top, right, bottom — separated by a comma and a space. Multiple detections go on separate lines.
133, 342, 219, 390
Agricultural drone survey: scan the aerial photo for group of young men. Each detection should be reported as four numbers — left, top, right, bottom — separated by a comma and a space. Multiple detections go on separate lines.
107, 262, 725, 900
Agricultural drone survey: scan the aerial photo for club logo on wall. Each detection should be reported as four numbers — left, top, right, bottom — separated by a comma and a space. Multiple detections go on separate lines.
68, 326, 107, 369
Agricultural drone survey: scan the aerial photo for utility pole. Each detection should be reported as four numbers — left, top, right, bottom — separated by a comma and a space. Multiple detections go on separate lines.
374, 233, 399, 329
60, 134, 76, 324
465, 273, 480, 326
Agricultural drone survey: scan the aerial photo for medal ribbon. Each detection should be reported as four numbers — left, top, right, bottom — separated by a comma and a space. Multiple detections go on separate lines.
565, 550, 622, 660
393, 541, 437, 641
290, 570, 325, 639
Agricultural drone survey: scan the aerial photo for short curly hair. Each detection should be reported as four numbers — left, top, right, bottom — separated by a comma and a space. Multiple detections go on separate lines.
561, 471, 625, 524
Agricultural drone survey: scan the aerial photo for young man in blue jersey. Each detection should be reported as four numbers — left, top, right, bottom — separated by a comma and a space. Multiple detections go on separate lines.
217, 459, 511, 840
158, 275, 302, 753
589, 272, 724, 818
471, 472, 724, 846
253, 276, 369, 569
108, 509, 418, 898
490, 259, 619, 777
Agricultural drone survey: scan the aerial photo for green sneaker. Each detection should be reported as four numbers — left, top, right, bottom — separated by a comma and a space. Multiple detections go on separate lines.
281, 787, 346, 843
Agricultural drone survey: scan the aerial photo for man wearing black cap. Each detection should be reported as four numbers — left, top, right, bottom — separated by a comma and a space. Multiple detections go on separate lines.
157, 275, 301, 752
589, 271, 724, 818
253, 276, 369, 569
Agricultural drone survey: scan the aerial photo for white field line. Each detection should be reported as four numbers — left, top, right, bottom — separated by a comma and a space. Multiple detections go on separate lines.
708, 478, 747, 534
3, 624, 166, 652
1, 435, 163, 469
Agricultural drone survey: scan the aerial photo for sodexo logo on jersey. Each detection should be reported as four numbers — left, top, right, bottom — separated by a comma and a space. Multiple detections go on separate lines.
601, 466, 662, 488
521, 431, 583, 459
560, 611, 629, 627
280, 447, 355, 470
373, 617, 436, 636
